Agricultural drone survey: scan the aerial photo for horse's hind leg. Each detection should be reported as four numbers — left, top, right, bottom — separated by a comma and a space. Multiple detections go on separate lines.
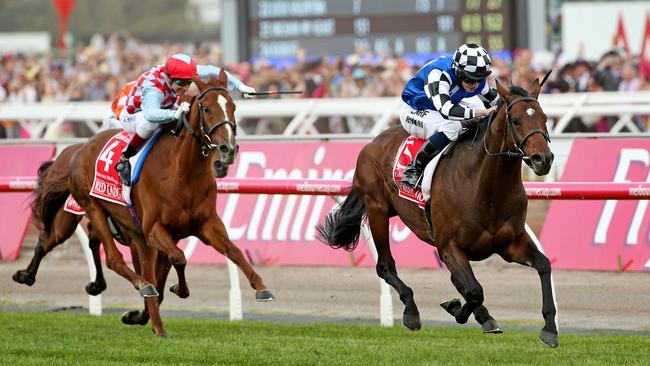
199, 217, 275, 301
438, 243, 484, 325
500, 234, 559, 348
84, 222, 107, 296
366, 205, 421, 330
13, 211, 82, 286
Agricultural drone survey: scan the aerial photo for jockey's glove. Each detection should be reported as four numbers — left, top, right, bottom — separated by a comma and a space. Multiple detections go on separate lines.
174, 101, 191, 119
238, 84, 256, 94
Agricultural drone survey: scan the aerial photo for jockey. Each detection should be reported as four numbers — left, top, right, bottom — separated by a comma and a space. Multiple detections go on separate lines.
399, 43, 500, 188
114, 53, 256, 186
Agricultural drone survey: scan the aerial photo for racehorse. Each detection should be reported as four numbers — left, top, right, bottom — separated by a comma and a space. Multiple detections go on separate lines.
317, 79, 559, 347
12, 143, 176, 326
68, 71, 274, 336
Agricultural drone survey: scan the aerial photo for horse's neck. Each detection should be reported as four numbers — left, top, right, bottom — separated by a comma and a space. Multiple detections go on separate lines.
476, 109, 524, 201
171, 128, 212, 184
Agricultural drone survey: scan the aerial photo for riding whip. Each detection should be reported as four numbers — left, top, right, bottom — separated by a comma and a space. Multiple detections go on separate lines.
242, 90, 303, 98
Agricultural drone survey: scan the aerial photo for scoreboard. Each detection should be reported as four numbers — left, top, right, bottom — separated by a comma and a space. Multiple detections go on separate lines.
245, 0, 516, 59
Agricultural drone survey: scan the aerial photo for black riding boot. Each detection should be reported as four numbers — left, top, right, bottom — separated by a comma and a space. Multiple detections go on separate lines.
115, 134, 146, 186
400, 140, 442, 189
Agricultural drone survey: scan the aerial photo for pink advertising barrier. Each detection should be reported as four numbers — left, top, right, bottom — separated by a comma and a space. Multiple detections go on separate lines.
0, 145, 55, 260
541, 139, 650, 272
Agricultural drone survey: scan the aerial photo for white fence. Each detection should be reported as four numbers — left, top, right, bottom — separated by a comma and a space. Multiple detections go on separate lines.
1, 91, 649, 139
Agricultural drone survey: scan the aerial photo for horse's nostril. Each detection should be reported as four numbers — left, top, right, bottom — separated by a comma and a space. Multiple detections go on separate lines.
531, 154, 543, 165
219, 145, 229, 154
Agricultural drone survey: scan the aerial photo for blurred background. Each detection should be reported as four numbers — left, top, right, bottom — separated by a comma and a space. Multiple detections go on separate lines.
1, 0, 649, 138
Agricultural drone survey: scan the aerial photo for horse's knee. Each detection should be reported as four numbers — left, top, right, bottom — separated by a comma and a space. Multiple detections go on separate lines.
169, 252, 186, 267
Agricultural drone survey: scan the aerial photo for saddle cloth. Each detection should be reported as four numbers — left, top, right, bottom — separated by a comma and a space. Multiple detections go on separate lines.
64, 129, 161, 215
392, 136, 450, 209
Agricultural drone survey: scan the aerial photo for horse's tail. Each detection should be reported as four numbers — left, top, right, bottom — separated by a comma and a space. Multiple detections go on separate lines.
31, 160, 69, 234
316, 190, 367, 251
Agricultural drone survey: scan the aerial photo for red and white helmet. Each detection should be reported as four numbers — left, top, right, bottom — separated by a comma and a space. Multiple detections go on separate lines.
165, 53, 197, 80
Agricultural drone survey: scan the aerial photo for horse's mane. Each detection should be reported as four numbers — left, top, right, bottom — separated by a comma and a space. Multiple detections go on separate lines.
452, 83, 530, 152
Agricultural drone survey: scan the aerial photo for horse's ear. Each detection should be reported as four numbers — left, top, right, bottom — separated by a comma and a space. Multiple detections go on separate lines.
218, 69, 228, 86
531, 78, 541, 99
194, 76, 206, 90
495, 79, 511, 104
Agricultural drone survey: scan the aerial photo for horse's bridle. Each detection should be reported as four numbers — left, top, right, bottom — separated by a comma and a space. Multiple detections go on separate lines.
171, 86, 237, 157
484, 96, 550, 166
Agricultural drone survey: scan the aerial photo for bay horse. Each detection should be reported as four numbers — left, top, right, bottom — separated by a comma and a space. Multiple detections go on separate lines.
318, 79, 559, 347
68, 71, 274, 336
12, 142, 181, 326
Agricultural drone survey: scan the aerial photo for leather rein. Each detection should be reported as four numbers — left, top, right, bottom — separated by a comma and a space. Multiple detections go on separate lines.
171, 86, 236, 157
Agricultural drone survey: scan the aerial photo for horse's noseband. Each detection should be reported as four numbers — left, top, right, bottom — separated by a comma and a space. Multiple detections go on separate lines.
171, 86, 237, 157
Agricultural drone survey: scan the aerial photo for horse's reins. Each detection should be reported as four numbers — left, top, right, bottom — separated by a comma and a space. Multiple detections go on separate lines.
171, 86, 236, 157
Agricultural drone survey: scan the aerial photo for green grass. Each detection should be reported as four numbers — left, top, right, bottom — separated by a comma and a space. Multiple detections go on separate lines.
1, 311, 648, 365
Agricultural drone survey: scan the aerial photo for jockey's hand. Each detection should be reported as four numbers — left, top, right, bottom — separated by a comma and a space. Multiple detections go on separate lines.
238, 84, 256, 94
174, 101, 191, 119
475, 106, 497, 117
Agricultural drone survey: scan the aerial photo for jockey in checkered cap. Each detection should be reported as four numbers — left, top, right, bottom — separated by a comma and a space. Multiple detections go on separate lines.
114, 53, 256, 186
400, 43, 500, 188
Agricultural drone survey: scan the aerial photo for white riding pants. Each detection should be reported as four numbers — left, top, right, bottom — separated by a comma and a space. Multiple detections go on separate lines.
399, 96, 484, 141
119, 109, 158, 139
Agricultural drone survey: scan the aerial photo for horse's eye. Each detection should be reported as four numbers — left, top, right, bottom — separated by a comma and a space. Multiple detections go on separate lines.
203, 107, 209, 113
512, 118, 520, 126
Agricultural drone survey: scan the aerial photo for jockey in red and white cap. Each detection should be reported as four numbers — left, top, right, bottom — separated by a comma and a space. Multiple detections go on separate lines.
114, 53, 255, 186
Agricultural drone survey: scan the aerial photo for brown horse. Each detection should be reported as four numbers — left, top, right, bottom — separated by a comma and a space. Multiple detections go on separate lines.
318, 79, 559, 347
12, 143, 176, 326
69, 71, 274, 336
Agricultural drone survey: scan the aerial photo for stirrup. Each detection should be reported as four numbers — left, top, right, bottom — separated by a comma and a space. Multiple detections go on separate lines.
116, 159, 131, 186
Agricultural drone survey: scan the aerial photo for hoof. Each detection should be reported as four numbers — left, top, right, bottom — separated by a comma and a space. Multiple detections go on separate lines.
121, 310, 149, 325
401, 312, 422, 331
12, 270, 35, 286
85, 281, 107, 296
169, 283, 189, 299
139, 284, 159, 298
255, 290, 276, 302
481, 319, 503, 334
440, 298, 462, 316
539, 330, 559, 348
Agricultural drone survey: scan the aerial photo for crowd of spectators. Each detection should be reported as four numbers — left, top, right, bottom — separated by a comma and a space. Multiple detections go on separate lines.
1, 32, 649, 137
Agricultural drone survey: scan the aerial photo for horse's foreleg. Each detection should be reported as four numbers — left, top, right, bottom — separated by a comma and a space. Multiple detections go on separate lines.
439, 243, 484, 325
367, 206, 421, 330
13, 212, 82, 286
501, 235, 559, 348
198, 217, 275, 301
133, 235, 166, 337
448, 273, 502, 333
146, 222, 189, 298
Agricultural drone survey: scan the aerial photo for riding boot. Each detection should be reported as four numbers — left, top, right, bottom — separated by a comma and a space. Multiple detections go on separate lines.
115, 134, 146, 186
400, 131, 450, 188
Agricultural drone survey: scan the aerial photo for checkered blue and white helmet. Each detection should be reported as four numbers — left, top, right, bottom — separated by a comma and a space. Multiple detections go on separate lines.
453, 43, 492, 81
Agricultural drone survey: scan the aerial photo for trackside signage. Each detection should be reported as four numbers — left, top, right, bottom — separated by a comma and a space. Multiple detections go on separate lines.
541, 139, 650, 271
160, 141, 444, 268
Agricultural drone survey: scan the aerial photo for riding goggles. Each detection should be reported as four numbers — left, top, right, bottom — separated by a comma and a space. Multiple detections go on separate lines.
172, 78, 192, 87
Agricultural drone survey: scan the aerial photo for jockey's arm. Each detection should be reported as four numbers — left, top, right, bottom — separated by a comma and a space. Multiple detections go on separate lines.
425, 69, 473, 121
196, 65, 244, 91
478, 83, 500, 107
141, 87, 177, 123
